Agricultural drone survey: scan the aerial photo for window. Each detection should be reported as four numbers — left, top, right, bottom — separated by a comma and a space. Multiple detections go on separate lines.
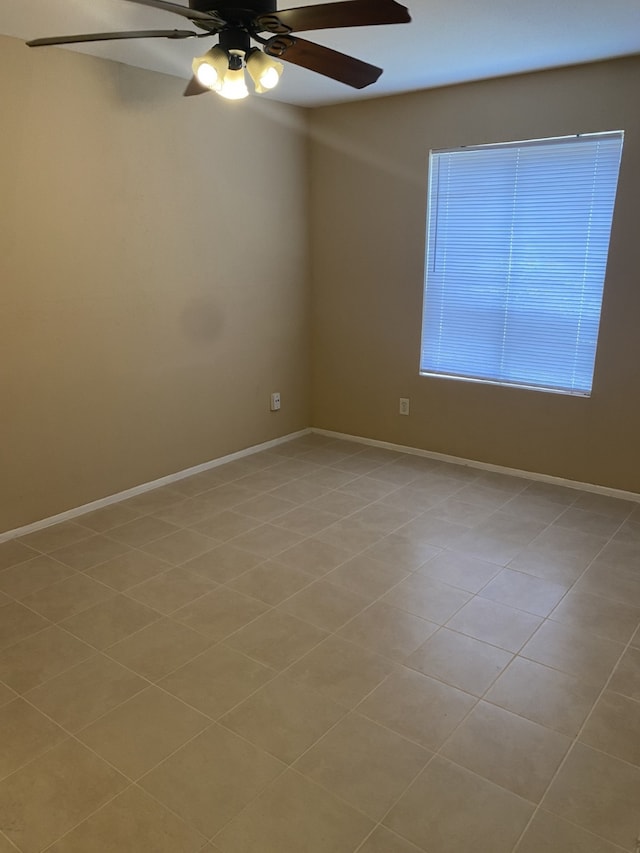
420, 132, 624, 396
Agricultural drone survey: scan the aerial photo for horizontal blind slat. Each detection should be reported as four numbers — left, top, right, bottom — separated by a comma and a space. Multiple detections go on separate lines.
421, 131, 624, 395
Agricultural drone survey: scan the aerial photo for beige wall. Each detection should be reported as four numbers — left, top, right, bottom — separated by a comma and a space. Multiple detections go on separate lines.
3, 44, 639, 535
309, 57, 640, 493
0, 35, 310, 533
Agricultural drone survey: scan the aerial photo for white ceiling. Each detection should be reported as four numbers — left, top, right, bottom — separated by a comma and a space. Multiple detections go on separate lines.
2, 0, 640, 107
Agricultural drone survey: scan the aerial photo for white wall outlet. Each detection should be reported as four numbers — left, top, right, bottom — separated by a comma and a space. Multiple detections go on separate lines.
399, 397, 410, 416
270, 392, 281, 412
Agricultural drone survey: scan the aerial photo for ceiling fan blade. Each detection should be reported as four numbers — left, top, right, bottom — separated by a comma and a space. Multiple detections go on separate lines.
183, 75, 211, 96
119, 0, 223, 26
256, 0, 410, 35
264, 35, 382, 88
27, 29, 199, 47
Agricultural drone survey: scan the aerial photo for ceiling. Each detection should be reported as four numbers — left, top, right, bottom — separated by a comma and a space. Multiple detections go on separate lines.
2, 0, 640, 107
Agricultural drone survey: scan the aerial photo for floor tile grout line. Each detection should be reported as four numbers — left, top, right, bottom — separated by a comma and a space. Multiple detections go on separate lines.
113, 567, 221, 606
446, 504, 636, 639
1, 444, 631, 558
331, 524, 637, 848
3, 509, 635, 749
14, 597, 326, 771
9, 465, 285, 562
214, 509, 483, 677
294, 514, 604, 680
386, 606, 639, 804
262, 674, 443, 836
6, 693, 196, 837
0, 559, 167, 633
360, 742, 634, 853
351, 752, 525, 853
514, 814, 632, 853
351, 821, 425, 853
13, 682, 291, 852
0, 548, 92, 585
9, 461, 317, 557
168, 554, 637, 773
351, 591, 591, 853
2, 540, 636, 719
507, 617, 640, 853
3, 599, 250, 752
5, 515, 386, 728
2, 440, 631, 852
0, 828, 21, 852
134, 720, 292, 845
370, 534, 624, 850
496, 512, 637, 651
1, 530, 279, 657
93, 513, 481, 838
3, 456, 632, 622
36, 778, 208, 853
2, 637, 115, 703
96, 478, 416, 571
0, 581, 208, 689
225, 535, 515, 782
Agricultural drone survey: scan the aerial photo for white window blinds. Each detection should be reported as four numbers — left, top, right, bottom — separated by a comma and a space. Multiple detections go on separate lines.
420, 132, 624, 395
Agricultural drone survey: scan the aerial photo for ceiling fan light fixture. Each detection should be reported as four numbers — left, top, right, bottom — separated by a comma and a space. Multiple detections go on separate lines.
217, 54, 249, 100
246, 48, 284, 93
192, 45, 229, 91
27, 0, 413, 100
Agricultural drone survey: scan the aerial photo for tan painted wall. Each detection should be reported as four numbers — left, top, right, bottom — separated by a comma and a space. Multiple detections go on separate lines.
0, 35, 310, 533
309, 57, 640, 493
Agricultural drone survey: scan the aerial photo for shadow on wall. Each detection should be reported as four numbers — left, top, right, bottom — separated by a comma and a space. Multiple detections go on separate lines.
98, 56, 181, 107
180, 295, 225, 343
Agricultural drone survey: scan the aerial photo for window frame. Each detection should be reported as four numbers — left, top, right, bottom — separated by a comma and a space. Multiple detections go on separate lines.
419, 131, 624, 397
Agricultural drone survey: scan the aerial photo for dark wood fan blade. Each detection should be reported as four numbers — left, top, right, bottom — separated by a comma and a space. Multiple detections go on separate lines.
264, 35, 382, 88
120, 0, 223, 26
256, 0, 410, 35
27, 29, 198, 47
183, 75, 211, 96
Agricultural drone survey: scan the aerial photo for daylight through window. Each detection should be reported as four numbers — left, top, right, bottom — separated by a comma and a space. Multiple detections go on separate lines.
420, 131, 624, 395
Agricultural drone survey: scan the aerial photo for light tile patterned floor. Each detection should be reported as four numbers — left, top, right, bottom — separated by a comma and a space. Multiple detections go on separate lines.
1, 433, 639, 852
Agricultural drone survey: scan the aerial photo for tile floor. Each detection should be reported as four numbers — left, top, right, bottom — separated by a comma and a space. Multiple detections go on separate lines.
1, 433, 639, 852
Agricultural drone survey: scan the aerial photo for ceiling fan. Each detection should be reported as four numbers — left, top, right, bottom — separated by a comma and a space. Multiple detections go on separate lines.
26, 0, 412, 100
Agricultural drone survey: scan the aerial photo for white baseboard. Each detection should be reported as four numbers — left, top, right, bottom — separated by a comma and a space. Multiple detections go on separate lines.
4, 425, 638, 544
312, 428, 640, 504
0, 429, 312, 544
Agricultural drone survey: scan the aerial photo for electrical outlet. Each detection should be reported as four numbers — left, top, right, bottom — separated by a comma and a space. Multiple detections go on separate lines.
270, 392, 281, 412
399, 397, 410, 416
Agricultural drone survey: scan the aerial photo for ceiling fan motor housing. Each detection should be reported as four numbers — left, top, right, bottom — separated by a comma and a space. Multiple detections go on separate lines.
189, 0, 277, 14
219, 27, 251, 52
